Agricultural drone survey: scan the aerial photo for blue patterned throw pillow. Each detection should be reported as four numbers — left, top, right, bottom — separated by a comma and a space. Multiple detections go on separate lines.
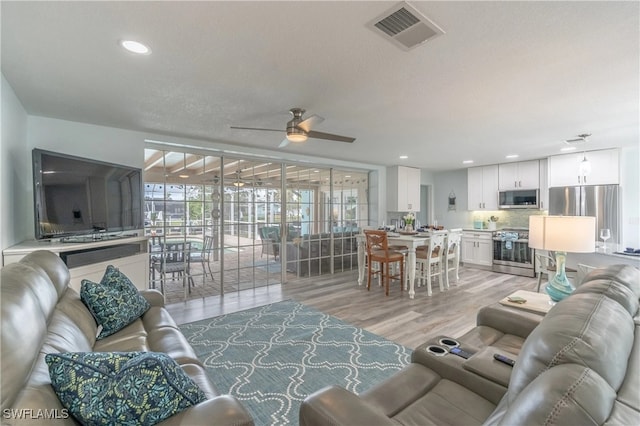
45, 352, 207, 426
81, 265, 150, 339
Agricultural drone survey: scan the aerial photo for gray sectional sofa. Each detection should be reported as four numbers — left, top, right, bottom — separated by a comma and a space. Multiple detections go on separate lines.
300, 264, 640, 425
0, 250, 253, 426
285, 232, 358, 276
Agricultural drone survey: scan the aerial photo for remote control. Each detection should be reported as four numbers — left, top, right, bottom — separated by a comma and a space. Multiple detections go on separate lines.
493, 353, 516, 367
449, 347, 473, 359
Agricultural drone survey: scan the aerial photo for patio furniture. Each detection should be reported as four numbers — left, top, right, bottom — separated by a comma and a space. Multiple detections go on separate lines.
152, 241, 195, 293
285, 232, 358, 276
258, 226, 281, 260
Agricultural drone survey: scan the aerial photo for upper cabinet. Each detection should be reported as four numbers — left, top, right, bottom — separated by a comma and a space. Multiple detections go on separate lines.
467, 165, 499, 210
498, 160, 540, 190
548, 148, 619, 187
387, 166, 421, 212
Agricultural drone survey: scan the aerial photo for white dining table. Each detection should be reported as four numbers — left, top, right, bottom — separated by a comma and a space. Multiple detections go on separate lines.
356, 233, 430, 299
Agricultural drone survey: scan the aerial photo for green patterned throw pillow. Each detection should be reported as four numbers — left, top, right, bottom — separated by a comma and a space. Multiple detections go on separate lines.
81, 265, 150, 339
45, 352, 207, 426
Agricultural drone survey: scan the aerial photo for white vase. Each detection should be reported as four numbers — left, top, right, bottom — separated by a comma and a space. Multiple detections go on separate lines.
405, 224, 414, 232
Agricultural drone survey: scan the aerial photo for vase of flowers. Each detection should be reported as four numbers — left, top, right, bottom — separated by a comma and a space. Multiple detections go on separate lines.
403, 212, 415, 232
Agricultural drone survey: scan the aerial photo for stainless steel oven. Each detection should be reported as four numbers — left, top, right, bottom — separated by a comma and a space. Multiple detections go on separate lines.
492, 228, 535, 277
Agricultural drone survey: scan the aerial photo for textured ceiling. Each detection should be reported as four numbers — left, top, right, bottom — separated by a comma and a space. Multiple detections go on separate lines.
2, 1, 638, 171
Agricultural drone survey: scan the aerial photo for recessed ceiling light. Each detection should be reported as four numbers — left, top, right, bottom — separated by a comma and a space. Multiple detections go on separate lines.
505, 154, 519, 159
345, 175, 351, 178
119, 40, 151, 55
178, 174, 189, 179
560, 146, 577, 152
399, 155, 408, 159
462, 160, 474, 164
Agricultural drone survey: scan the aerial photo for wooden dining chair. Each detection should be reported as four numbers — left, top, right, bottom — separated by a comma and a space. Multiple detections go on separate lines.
415, 231, 446, 296
364, 230, 404, 296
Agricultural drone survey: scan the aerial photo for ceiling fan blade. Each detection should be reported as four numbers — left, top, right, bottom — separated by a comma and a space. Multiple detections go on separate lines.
296, 114, 324, 132
230, 126, 283, 132
278, 138, 291, 148
307, 130, 355, 143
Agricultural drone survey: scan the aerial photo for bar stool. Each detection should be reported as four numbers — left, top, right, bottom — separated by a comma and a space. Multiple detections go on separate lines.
444, 229, 462, 288
415, 231, 446, 296
364, 230, 405, 296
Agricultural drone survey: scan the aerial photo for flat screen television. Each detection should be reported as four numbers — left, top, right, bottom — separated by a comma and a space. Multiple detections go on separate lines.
32, 149, 143, 240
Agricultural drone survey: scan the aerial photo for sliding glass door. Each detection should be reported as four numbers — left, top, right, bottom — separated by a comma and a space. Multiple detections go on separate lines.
144, 147, 369, 303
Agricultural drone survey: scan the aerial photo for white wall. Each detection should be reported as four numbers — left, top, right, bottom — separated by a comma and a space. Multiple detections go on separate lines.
433, 169, 472, 229
1, 74, 29, 255
620, 145, 640, 248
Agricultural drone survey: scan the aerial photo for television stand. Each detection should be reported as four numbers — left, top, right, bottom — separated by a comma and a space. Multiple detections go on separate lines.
60, 233, 132, 243
2, 234, 149, 291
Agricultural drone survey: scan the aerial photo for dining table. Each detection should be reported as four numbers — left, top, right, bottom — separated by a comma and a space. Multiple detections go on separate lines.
356, 232, 431, 299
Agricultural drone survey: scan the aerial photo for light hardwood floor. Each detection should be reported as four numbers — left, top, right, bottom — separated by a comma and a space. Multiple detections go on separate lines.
167, 265, 539, 349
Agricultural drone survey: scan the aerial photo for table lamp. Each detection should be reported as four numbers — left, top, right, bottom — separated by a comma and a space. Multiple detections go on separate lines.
529, 215, 596, 302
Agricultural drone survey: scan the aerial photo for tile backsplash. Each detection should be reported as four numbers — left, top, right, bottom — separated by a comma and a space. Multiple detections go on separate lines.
471, 209, 547, 229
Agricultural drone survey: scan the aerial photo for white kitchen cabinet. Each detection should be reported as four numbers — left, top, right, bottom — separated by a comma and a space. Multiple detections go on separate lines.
461, 231, 493, 267
467, 165, 499, 210
387, 165, 421, 211
548, 148, 619, 187
499, 160, 540, 190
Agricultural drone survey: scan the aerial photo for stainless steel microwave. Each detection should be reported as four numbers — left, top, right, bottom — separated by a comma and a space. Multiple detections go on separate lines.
499, 189, 539, 209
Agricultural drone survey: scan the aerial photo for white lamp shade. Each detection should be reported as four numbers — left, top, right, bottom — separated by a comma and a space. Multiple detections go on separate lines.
529, 215, 596, 253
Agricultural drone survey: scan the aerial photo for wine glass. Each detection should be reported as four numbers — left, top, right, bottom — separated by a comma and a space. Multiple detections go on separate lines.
599, 228, 611, 251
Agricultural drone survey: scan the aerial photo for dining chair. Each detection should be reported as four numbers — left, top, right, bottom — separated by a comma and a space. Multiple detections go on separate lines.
444, 229, 462, 288
415, 231, 446, 296
364, 230, 404, 296
153, 241, 195, 293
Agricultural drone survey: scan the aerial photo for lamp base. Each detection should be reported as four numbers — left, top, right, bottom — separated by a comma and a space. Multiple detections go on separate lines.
544, 251, 575, 302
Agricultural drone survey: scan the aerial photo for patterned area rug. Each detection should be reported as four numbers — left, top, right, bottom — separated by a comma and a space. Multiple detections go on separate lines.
179, 300, 411, 425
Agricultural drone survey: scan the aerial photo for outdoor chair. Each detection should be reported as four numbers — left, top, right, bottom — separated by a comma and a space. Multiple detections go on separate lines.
152, 241, 195, 293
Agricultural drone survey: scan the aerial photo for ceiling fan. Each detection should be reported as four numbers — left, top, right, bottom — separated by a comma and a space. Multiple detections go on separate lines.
230, 108, 356, 148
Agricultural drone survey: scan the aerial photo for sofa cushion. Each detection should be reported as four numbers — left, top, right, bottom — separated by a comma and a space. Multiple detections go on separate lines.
45, 351, 207, 426
81, 265, 150, 339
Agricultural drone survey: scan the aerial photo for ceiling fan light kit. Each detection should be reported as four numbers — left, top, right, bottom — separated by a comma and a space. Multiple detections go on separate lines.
286, 126, 308, 143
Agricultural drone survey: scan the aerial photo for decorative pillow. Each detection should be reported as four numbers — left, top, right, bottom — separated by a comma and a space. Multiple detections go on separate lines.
81, 265, 150, 339
45, 352, 207, 426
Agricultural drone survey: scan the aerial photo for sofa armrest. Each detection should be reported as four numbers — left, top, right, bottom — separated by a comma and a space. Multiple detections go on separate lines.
475, 303, 543, 339
300, 385, 396, 426
140, 289, 165, 307
157, 395, 254, 426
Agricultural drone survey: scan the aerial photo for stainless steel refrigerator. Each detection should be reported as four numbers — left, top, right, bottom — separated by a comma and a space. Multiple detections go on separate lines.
549, 185, 620, 245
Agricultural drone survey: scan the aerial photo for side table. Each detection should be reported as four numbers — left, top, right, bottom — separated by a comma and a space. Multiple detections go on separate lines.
499, 290, 554, 315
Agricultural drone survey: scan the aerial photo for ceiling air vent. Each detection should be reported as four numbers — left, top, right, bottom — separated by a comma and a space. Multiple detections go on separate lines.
368, 2, 444, 51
